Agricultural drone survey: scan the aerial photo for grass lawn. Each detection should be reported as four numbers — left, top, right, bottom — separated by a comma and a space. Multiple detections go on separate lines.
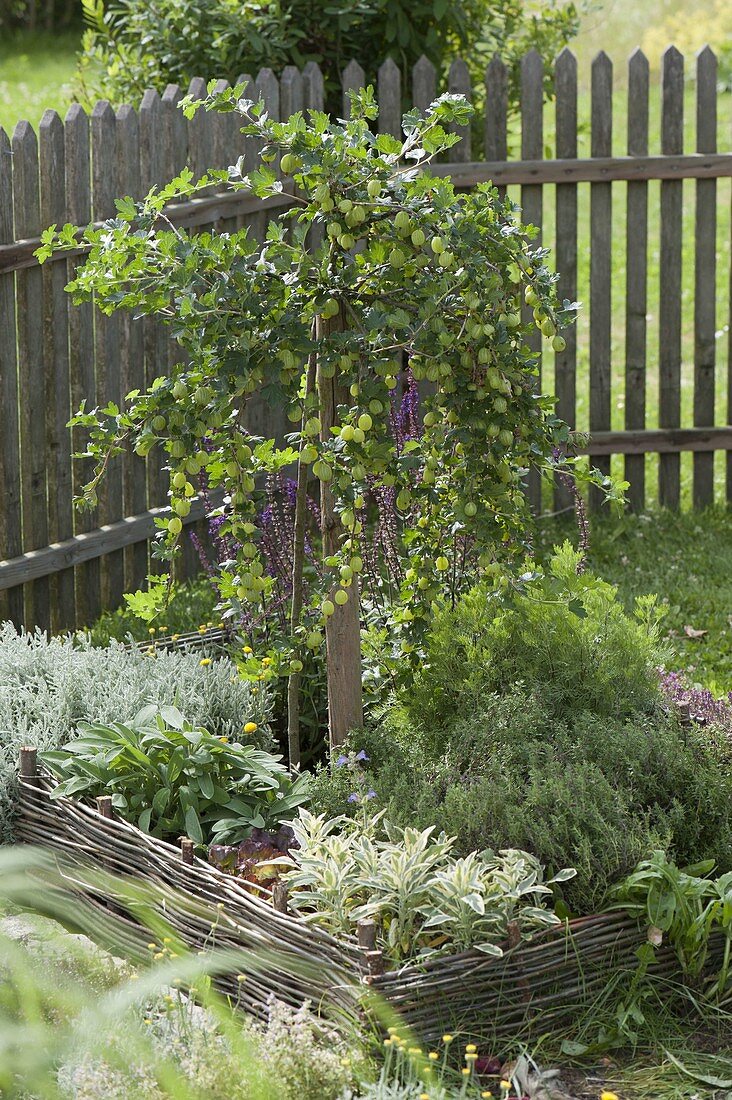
0, 30, 79, 135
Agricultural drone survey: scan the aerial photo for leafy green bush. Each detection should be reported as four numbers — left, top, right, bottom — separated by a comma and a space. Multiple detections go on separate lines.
405, 543, 666, 750
310, 550, 732, 913
42, 704, 308, 845
77, 0, 581, 119
83, 576, 218, 646
0, 623, 272, 843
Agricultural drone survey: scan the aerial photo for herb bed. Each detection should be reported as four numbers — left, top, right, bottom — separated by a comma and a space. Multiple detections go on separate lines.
16, 750, 725, 1044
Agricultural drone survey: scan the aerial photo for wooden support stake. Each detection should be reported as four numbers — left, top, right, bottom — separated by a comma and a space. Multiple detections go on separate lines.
96, 795, 113, 819
364, 949, 385, 979
180, 838, 194, 865
357, 919, 377, 952
19, 746, 38, 783
272, 881, 289, 913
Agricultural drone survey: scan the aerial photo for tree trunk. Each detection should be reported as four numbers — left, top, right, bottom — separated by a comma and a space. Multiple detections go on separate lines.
316, 313, 363, 749
286, 349, 317, 771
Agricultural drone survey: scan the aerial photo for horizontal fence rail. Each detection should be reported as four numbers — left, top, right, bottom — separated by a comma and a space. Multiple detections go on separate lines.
0, 45, 730, 631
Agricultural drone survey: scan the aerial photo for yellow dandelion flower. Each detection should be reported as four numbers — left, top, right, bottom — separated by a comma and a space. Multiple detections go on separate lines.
465, 1044, 477, 1053
262, 656, 271, 666
220, 736, 228, 743
200, 657, 211, 666
600, 1094, 619, 1100
244, 722, 258, 734
243, 645, 253, 654
442, 1034, 453, 1044
428, 1052, 439, 1061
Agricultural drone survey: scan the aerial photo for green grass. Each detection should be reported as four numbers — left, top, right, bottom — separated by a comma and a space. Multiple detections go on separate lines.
0, 30, 79, 135
537, 507, 732, 693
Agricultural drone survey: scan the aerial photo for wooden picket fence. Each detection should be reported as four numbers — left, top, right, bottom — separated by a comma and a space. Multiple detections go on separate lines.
0, 47, 731, 633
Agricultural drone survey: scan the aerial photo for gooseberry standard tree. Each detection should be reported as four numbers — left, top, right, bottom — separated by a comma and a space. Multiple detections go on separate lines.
40, 89, 614, 755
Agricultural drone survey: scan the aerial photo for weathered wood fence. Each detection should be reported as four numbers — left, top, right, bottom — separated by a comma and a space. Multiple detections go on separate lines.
0, 47, 731, 632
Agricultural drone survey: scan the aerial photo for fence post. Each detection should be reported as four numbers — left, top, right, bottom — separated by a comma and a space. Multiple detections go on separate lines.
554, 48, 578, 512
520, 50, 544, 513
0, 126, 23, 629
625, 49, 650, 513
658, 46, 684, 510
412, 55, 436, 114
693, 46, 717, 509
342, 60, 365, 120
589, 51, 613, 511
448, 58, 471, 161
378, 57, 401, 139
14, 119, 50, 632
40, 109, 75, 632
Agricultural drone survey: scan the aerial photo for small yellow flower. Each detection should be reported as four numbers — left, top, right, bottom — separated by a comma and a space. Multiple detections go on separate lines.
408, 1047, 421, 1055
159, 626, 168, 632
383, 1038, 393, 1047
200, 657, 211, 666
500, 1082, 512, 1094
482, 1093, 493, 1099
462, 1067, 471, 1076
147, 943, 157, 950
262, 656, 271, 667
442, 1034, 453, 1044
198, 625, 207, 634
340, 1057, 351, 1067
465, 1053, 478, 1062
465, 1044, 477, 1053
428, 1052, 439, 1061
387, 1027, 398, 1035
243, 645, 253, 654
143, 1018, 153, 1025
217, 902, 225, 910
172, 633, 180, 641
146, 646, 155, 655
600, 1094, 619, 1100
148, 627, 156, 635
236, 974, 246, 982
218, 622, 225, 629
244, 721, 258, 734
420, 1094, 430, 1100
153, 952, 164, 960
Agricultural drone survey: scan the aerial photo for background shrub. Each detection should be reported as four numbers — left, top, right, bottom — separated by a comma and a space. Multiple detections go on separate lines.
0, 623, 272, 843
77, 0, 581, 121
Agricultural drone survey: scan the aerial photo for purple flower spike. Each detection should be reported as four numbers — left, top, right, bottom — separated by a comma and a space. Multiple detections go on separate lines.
355, 750, 369, 762
347, 792, 360, 803
335, 754, 349, 768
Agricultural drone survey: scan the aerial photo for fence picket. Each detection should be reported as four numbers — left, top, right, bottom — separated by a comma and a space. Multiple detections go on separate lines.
485, 55, 507, 202
0, 128, 23, 627
91, 101, 125, 608
378, 57, 401, 139
139, 89, 169, 543
554, 48, 578, 511
659, 46, 684, 509
342, 60, 365, 119
448, 59, 471, 161
693, 46, 717, 508
303, 62, 324, 112
65, 103, 100, 627
520, 50, 544, 512
412, 55, 436, 114
13, 120, 50, 631
625, 49, 650, 512
116, 103, 148, 592
39, 110, 74, 631
589, 52, 613, 511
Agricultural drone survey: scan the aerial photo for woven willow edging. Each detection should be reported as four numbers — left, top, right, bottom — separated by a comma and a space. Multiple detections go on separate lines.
14, 751, 723, 1044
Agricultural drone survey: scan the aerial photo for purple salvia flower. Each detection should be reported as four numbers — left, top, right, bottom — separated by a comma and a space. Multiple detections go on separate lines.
347, 792, 360, 803
355, 749, 369, 762
335, 754, 349, 768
